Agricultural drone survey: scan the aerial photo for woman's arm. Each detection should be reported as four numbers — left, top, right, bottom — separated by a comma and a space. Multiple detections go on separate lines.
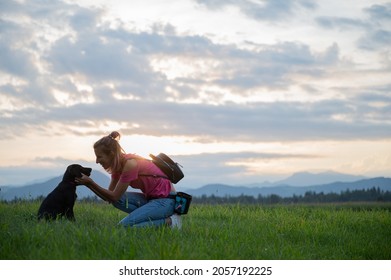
75, 175, 113, 202
84, 179, 128, 203
76, 159, 138, 203
84, 182, 109, 201
108, 177, 117, 192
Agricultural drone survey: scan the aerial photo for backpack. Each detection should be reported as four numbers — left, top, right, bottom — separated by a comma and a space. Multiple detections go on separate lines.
149, 153, 184, 184
141, 153, 191, 214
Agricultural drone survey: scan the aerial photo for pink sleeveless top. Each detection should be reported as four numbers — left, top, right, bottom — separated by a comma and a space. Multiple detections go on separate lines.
111, 154, 172, 198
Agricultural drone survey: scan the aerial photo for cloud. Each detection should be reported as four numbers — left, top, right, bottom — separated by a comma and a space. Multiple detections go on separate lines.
365, 3, 391, 21
0, 0, 390, 142
315, 3, 391, 51
1, 0, 349, 128
0, 28, 37, 79
316, 17, 369, 30
316, 3, 391, 31
358, 29, 391, 50
195, 0, 316, 21
2, 93, 391, 142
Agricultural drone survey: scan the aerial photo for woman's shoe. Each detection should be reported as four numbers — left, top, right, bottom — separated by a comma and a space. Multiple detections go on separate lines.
170, 214, 182, 229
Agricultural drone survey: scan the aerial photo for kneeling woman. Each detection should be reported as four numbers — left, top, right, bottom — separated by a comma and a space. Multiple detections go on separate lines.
75, 131, 181, 228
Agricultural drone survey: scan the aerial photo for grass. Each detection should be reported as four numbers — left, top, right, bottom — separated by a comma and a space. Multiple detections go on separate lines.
1, 201, 390, 259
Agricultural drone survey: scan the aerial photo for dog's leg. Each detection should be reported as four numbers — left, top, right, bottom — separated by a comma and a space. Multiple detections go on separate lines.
65, 208, 76, 221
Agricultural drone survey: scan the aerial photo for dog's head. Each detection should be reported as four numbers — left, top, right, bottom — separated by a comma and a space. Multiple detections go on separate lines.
63, 164, 92, 182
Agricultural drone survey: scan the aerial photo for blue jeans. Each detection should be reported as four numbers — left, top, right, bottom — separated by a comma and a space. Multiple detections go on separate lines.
112, 192, 175, 227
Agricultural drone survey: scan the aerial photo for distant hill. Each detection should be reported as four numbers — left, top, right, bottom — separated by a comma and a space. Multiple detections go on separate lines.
269, 171, 366, 187
0, 170, 110, 201
184, 177, 391, 198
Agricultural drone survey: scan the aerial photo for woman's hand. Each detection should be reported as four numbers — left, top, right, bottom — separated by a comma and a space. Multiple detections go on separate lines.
75, 173, 94, 187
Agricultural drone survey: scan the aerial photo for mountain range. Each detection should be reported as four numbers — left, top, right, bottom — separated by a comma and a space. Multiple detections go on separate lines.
183, 177, 391, 198
259, 171, 366, 187
1, 171, 390, 201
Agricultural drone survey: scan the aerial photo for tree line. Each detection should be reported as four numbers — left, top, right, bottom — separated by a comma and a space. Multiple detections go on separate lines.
191, 187, 391, 204
3, 187, 390, 205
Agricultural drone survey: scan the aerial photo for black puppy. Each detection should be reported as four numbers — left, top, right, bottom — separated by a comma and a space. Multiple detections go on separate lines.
37, 164, 92, 221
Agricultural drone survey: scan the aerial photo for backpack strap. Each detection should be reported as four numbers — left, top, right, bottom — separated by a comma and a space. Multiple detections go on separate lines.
126, 154, 170, 181
138, 173, 170, 180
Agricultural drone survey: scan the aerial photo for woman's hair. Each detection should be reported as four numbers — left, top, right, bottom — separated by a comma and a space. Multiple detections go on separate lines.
93, 131, 126, 173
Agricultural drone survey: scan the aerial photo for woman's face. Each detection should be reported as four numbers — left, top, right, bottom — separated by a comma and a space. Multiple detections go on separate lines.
94, 147, 112, 170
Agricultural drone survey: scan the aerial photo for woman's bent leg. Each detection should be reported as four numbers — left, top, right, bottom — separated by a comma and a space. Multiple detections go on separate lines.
112, 192, 147, 213
118, 198, 175, 227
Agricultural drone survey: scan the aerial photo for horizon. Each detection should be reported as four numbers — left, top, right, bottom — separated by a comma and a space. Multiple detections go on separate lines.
1, 0, 391, 187
2, 168, 391, 202
1, 168, 386, 190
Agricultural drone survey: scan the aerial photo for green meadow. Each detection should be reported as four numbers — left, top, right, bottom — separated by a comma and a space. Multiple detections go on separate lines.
1, 201, 390, 260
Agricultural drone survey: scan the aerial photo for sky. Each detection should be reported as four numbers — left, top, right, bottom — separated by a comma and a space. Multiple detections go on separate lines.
1, 0, 391, 189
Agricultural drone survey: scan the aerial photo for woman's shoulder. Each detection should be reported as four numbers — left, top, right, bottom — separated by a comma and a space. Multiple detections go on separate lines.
125, 153, 146, 160
123, 157, 138, 172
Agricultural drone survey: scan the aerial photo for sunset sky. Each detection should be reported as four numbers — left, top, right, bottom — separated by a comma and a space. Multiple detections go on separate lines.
1, 0, 390, 188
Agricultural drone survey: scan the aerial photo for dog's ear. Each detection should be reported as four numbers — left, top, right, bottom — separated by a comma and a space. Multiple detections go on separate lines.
65, 164, 92, 180
63, 164, 79, 181
65, 164, 75, 174
68, 164, 85, 179
82, 167, 92, 176
73, 165, 92, 178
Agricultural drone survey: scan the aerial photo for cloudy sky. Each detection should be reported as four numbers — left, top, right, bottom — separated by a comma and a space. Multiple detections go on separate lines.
1, 0, 391, 188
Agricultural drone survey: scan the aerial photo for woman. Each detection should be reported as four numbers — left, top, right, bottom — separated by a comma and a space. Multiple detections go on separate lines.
75, 131, 181, 228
